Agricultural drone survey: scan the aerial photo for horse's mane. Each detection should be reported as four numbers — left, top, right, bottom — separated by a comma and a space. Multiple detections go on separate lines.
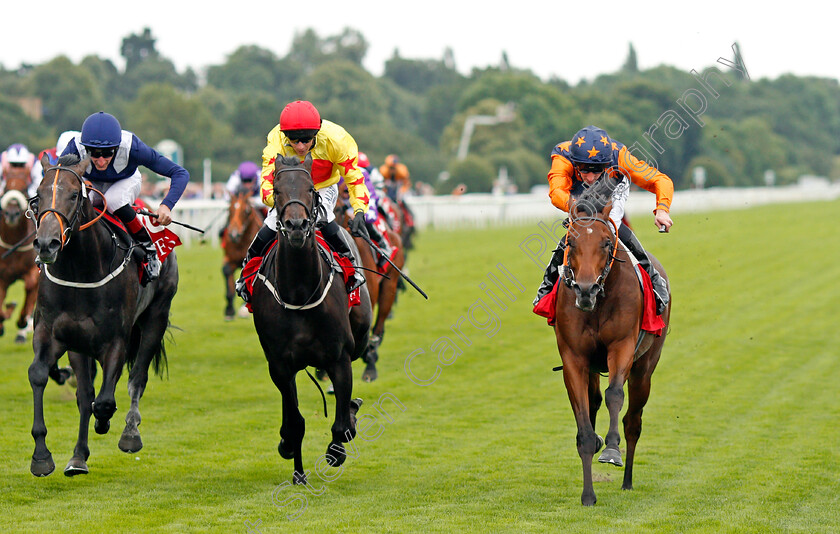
574, 178, 615, 216
56, 154, 81, 166
277, 155, 303, 168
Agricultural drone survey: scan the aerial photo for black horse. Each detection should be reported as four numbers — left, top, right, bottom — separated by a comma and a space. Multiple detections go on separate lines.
28, 154, 178, 476
251, 154, 371, 483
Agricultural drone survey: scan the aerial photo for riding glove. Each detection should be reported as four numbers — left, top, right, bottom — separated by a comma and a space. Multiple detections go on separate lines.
350, 210, 369, 239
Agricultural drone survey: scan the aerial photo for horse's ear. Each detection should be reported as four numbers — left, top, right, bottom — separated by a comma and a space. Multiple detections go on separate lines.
303, 152, 313, 171
274, 154, 283, 175
568, 198, 577, 218
601, 199, 613, 219
74, 156, 91, 175
40, 153, 51, 170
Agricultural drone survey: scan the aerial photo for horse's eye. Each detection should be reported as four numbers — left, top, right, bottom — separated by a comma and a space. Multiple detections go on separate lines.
603, 240, 612, 249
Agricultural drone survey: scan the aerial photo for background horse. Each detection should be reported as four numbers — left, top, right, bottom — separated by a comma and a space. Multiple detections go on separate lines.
222, 187, 263, 319
28, 154, 178, 477
0, 173, 38, 343
334, 199, 404, 382
553, 191, 670, 505
251, 154, 371, 484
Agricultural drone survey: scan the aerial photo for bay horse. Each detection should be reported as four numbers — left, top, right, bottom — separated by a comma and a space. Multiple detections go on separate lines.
0, 172, 38, 343
334, 198, 404, 382
554, 190, 670, 505
28, 154, 178, 477
250, 154, 372, 484
222, 187, 263, 319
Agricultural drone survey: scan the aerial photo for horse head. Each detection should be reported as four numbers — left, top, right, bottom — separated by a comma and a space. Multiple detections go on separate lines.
273, 153, 318, 249
1, 174, 31, 227
227, 189, 256, 244
31, 154, 93, 264
563, 197, 619, 312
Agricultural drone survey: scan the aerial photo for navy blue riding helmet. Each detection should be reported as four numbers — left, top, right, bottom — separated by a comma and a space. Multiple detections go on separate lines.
80, 112, 122, 148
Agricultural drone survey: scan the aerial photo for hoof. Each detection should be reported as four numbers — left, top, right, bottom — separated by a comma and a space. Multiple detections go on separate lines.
581, 493, 597, 506
327, 442, 346, 467
278, 439, 295, 460
119, 431, 143, 453
362, 363, 377, 382
315, 368, 328, 381
292, 471, 307, 485
597, 447, 623, 467
350, 398, 363, 415
31, 454, 55, 477
94, 418, 110, 435
326, 383, 334, 395
15, 333, 26, 344
64, 458, 89, 477
224, 313, 234, 322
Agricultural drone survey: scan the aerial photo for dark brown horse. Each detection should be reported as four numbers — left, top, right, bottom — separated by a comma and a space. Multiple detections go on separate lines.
222, 188, 263, 319
335, 199, 404, 382
554, 194, 670, 505
250, 154, 371, 484
0, 172, 38, 343
28, 154, 178, 477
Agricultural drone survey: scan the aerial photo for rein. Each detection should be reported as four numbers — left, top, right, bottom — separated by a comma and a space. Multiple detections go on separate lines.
562, 215, 621, 293
253, 164, 333, 310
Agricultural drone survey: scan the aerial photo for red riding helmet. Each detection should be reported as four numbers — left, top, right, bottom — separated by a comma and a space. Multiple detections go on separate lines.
357, 151, 370, 169
279, 100, 321, 132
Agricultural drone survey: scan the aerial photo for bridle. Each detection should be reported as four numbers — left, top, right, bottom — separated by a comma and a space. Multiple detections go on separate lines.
28, 163, 105, 250
562, 215, 621, 297
273, 166, 321, 240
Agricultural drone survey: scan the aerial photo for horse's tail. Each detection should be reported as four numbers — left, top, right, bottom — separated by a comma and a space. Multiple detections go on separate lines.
150, 318, 178, 379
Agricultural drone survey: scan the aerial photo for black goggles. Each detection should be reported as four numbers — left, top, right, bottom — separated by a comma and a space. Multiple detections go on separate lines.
87, 147, 117, 158
287, 135, 315, 145
575, 163, 608, 174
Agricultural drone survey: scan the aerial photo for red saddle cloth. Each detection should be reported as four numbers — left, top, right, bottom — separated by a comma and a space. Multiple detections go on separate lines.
372, 215, 399, 274
98, 201, 182, 276
532, 266, 665, 336
242, 232, 361, 313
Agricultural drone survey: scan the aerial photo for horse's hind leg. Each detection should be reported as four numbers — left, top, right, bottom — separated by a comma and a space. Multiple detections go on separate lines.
621, 344, 663, 491
269, 365, 306, 484
598, 343, 636, 468
92, 341, 126, 435
326, 355, 360, 467
120, 309, 168, 453
65, 352, 94, 476
15, 269, 38, 344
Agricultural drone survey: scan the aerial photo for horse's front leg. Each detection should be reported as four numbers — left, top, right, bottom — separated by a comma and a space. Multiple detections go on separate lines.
0, 282, 10, 337
561, 354, 602, 506
222, 261, 235, 320
92, 341, 126, 435
326, 354, 360, 467
65, 352, 94, 476
28, 327, 63, 476
598, 340, 635, 467
269, 364, 306, 484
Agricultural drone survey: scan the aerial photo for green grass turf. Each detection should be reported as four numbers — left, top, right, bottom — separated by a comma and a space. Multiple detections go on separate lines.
0, 199, 838, 533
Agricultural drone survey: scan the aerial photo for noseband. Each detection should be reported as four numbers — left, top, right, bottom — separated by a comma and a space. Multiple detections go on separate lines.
274, 167, 321, 240
562, 215, 620, 296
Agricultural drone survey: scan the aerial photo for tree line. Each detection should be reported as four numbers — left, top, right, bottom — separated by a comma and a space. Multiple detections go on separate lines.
2, 27, 838, 194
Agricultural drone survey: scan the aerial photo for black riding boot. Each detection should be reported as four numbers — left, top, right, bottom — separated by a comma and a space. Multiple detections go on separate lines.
114, 205, 159, 286
322, 220, 366, 292
618, 225, 669, 315
533, 235, 567, 306
235, 224, 275, 302
365, 220, 393, 269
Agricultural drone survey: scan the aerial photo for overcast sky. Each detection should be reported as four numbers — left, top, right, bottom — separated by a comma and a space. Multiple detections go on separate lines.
3, 1, 837, 85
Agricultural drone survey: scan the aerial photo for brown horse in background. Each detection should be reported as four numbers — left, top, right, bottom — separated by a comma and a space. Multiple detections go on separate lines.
0, 173, 39, 343
334, 200, 404, 382
553, 189, 670, 506
222, 188, 263, 319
